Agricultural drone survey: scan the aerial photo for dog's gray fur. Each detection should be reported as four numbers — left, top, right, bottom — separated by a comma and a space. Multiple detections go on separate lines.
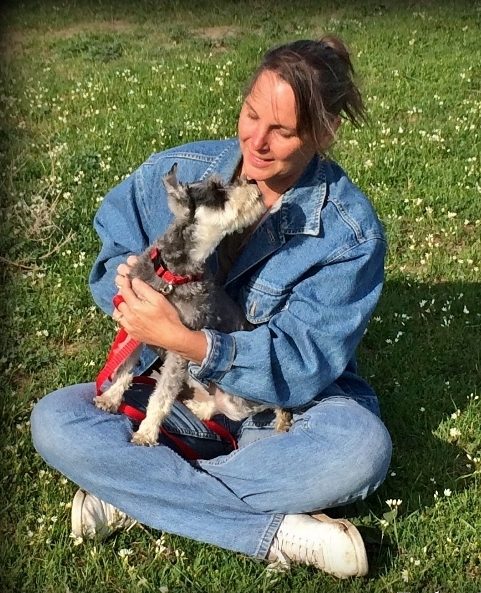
95, 165, 292, 445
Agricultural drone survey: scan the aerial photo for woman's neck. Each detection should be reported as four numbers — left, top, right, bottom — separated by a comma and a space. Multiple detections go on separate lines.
255, 181, 283, 208
234, 161, 285, 208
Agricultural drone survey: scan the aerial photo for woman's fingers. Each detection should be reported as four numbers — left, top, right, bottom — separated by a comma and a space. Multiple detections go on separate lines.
116, 255, 140, 288
117, 262, 131, 275
126, 254, 139, 266
130, 277, 161, 305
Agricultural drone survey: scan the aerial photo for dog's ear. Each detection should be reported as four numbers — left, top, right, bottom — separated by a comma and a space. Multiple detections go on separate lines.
163, 163, 179, 190
163, 163, 191, 220
188, 177, 228, 209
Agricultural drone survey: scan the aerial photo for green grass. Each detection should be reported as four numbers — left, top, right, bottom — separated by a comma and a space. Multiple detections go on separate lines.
1, 1, 480, 591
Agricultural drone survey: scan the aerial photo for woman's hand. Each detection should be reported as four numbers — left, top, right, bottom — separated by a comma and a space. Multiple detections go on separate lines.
113, 256, 207, 363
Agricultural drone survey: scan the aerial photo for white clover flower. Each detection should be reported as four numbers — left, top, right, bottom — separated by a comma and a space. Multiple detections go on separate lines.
118, 548, 133, 558
69, 533, 83, 546
444, 489, 452, 497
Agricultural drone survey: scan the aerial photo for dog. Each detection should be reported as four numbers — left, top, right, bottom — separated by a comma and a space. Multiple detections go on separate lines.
95, 164, 292, 445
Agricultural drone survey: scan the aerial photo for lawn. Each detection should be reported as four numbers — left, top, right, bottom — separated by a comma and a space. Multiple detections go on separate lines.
0, 1, 480, 592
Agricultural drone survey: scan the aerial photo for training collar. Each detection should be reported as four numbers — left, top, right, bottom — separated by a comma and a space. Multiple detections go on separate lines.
150, 248, 203, 292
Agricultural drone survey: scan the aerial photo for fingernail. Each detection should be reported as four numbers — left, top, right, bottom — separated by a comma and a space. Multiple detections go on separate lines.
113, 294, 125, 308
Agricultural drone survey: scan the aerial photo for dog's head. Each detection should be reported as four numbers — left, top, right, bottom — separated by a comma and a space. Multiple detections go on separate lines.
163, 164, 266, 261
163, 163, 230, 221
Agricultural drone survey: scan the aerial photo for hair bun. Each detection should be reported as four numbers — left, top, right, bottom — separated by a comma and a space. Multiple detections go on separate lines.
319, 35, 352, 67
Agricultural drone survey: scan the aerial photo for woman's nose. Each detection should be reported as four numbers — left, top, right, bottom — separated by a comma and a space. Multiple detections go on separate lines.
251, 126, 269, 151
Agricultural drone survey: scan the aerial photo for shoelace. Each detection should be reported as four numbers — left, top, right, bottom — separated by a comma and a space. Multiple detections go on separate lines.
276, 529, 326, 569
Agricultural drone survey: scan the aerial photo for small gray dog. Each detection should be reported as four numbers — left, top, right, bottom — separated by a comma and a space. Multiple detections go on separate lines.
95, 164, 292, 446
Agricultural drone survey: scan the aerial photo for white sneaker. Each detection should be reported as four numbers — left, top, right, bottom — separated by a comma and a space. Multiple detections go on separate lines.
267, 513, 368, 578
71, 489, 136, 540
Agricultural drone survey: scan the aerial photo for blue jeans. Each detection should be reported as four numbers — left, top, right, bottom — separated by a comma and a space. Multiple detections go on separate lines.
30, 383, 391, 558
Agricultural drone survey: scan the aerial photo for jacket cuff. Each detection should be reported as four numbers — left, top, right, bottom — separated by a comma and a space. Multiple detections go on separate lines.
188, 329, 235, 386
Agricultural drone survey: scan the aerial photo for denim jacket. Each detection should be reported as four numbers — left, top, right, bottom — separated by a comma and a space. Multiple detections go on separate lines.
90, 138, 386, 409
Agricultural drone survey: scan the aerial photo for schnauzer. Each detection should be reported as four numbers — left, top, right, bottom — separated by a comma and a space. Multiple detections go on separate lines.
95, 164, 292, 445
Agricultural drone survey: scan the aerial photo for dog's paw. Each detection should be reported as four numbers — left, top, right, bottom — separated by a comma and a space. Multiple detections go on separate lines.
131, 429, 159, 447
184, 398, 215, 420
94, 396, 120, 413
274, 409, 293, 433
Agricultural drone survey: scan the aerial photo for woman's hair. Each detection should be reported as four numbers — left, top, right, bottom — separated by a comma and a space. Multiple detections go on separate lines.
245, 36, 366, 149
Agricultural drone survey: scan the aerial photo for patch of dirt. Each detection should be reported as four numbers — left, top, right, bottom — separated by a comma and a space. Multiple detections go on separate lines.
0, 19, 138, 55
193, 25, 240, 40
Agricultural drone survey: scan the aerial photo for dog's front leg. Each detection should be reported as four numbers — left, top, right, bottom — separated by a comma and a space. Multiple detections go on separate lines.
95, 346, 142, 413
131, 353, 187, 446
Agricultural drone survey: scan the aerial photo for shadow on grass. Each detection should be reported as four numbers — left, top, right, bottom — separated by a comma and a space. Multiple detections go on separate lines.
332, 278, 480, 575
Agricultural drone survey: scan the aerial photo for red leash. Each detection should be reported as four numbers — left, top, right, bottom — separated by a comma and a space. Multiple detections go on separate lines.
95, 327, 141, 396
95, 294, 238, 459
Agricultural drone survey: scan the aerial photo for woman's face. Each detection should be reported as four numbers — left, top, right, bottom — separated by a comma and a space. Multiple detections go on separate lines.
238, 70, 317, 198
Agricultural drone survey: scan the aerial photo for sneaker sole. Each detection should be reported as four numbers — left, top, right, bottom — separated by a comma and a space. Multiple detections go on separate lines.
311, 513, 369, 578
71, 489, 87, 538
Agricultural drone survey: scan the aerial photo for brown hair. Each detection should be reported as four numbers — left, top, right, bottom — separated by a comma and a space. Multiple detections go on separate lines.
245, 35, 366, 150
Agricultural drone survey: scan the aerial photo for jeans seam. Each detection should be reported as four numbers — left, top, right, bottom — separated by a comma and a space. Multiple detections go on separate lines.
255, 513, 284, 558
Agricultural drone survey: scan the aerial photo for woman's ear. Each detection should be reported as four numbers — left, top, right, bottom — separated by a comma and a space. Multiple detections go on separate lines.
320, 116, 342, 151
332, 115, 342, 134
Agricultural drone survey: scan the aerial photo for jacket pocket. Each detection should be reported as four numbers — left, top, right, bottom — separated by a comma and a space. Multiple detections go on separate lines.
239, 281, 291, 324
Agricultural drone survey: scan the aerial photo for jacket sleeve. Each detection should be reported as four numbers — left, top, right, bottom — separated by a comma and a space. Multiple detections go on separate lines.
88, 160, 173, 316
88, 172, 150, 315
188, 237, 386, 408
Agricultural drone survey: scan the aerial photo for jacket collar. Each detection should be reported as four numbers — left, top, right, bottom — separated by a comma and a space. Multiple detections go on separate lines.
209, 138, 327, 238
207, 139, 328, 288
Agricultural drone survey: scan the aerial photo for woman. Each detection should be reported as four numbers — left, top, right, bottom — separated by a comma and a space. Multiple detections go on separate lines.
31, 36, 392, 579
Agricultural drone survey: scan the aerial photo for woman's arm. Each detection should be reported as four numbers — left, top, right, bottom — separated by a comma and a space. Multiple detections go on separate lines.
189, 237, 386, 409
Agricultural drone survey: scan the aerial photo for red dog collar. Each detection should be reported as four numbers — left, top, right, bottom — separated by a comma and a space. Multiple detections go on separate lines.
150, 248, 203, 286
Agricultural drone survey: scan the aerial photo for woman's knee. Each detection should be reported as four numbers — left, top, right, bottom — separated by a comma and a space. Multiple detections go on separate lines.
30, 384, 95, 463
343, 403, 392, 499
305, 397, 392, 503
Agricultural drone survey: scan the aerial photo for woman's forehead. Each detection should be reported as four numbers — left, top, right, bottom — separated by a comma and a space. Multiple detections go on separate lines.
246, 71, 298, 128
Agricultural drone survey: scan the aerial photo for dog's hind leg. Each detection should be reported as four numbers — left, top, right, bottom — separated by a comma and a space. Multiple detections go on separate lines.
274, 408, 293, 432
95, 346, 142, 413
131, 352, 187, 446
